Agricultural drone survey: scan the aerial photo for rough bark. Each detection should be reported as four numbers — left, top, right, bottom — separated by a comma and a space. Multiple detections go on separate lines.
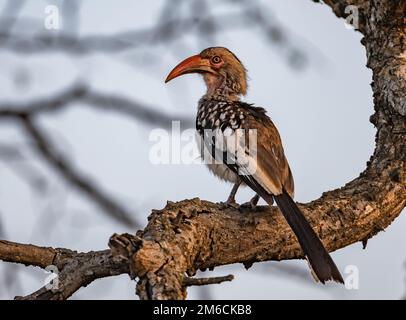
0, 240, 128, 300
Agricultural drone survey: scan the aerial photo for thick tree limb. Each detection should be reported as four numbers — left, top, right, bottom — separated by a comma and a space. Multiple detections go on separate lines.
16, 250, 127, 300
1, 154, 405, 299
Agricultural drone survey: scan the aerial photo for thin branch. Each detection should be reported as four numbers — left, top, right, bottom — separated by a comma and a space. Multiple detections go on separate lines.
0, 84, 193, 129
0, 239, 73, 269
0, 6, 308, 68
183, 274, 234, 287
0, 14, 246, 54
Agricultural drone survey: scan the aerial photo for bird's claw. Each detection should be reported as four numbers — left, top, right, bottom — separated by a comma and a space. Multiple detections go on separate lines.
240, 194, 261, 210
240, 201, 257, 210
218, 200, 240, 210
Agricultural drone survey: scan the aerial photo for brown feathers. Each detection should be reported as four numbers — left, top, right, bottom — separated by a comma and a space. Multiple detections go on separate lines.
200, 47, 248, 97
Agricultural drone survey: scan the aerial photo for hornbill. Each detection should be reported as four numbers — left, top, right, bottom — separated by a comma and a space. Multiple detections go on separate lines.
165, 47, 344, 284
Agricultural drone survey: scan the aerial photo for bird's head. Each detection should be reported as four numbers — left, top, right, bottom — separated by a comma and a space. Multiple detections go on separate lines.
165, 47, 247, 100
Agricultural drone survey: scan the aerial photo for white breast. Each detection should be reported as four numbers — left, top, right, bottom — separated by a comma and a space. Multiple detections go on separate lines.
206, 162, 240, 183
195, 130, 239, 183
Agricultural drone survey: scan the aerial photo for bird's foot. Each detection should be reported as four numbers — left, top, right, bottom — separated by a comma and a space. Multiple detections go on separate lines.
240, 194, 261, 210
218, 200, 240, 210
240, 201, 257, 210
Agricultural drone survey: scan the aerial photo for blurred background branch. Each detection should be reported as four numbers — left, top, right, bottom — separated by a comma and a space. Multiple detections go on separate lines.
0, 0, 309, 68
0, 84, 193, 128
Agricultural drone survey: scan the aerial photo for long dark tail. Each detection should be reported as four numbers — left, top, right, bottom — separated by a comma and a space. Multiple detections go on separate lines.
271, 191, 344, 284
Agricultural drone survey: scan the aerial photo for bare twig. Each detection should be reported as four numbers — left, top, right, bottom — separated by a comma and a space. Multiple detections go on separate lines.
0, 2, 308, 68
0, 84, 193, 129
183, 274, 234, 287
0, 15, 244, 54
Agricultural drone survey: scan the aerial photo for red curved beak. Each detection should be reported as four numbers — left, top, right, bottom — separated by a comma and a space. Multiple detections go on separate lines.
165, 54, 213, 83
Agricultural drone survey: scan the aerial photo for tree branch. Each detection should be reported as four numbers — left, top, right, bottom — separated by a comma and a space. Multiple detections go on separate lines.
0, 9, 307, 68
111, 168, 405, 299
0, 240, 62, 269
0, 84, 193, 129
0, 240, 129, 300
2, 151, 405, 299
183, 275, 234, 287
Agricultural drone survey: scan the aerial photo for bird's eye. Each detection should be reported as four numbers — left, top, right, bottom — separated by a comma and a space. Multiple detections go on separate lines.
211, 56, 222, 64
